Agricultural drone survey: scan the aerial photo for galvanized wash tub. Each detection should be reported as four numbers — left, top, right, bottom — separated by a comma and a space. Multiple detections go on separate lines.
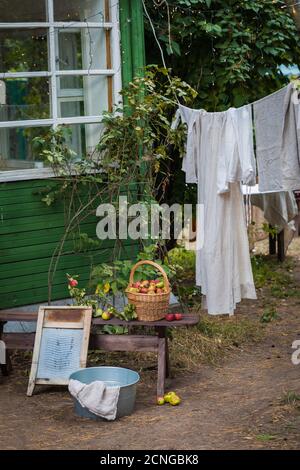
69, 366, 140, 420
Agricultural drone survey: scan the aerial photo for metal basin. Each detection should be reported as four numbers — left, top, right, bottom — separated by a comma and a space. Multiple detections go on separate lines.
69, 366, 140, 420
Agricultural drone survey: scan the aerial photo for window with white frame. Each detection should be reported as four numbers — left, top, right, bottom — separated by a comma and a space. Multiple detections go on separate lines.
0, 0, 121, 174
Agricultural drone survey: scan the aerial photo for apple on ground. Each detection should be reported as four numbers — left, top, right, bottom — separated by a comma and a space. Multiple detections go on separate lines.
157, 396, 165, 405
163, 391, 181, 405
163, 391, 176, 402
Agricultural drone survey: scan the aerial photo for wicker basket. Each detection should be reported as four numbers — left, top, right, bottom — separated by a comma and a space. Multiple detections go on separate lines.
126, 260, 171, 322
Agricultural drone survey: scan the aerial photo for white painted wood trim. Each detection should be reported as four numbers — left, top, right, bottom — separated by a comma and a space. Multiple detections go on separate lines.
0, 119, 53, 129
0, 71, 51, 79
56, 69, 114, 76
0, 69, 115, 81
0, 22, 113, 29
0, 168, 56, 182
0, 115, 102, 128
111, 0, 123, 108
48, 0, 58, 126
0, 166, 104, 183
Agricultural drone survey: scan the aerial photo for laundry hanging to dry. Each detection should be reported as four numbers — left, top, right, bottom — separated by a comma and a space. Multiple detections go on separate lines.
174, 81, 300, 316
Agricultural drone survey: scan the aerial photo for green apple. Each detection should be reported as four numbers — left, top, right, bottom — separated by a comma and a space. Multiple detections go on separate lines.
94, 308, 104, 317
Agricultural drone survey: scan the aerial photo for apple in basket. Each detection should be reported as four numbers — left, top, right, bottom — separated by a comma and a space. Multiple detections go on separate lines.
156, 281, 165, 289
141, 280, 150, 288
148, 284, 156, 294
139, 287, 149, 294
132, 281, 141, 289
127, 287, 139, 293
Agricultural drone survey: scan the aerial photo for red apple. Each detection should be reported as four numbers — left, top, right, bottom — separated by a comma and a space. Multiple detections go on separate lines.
133, 282, 141, 289
174, 313, 182, 321
69, 278, 78, 287
156, 288, 163, 294
140, 287, 148, 294
165, 313, 175, 321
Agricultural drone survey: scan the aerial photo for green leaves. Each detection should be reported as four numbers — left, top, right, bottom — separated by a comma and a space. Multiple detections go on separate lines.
145, 0, 300, 110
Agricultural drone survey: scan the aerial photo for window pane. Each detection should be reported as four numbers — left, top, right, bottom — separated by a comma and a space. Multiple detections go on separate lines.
0, 0, 46, 22
0, 124, 103, 169
56, 29, 107, 70
0, 29, 48, 73
59, 123, 103, 159
54, 0, 105, 23
57, 76, 108, 117
0, 126, 49, 170
0, 78, 50, 121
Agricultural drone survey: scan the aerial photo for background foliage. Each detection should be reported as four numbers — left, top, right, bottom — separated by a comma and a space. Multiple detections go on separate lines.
145, 0, 300, 110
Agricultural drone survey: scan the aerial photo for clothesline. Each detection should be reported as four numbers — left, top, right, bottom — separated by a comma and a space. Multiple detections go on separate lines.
247, 79, 299, 108
178, 81, 300, 316
175, 81, 299, 116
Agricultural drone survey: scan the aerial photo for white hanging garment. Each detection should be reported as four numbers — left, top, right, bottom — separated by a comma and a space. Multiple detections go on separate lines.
254, 83, 300, 192
178, 104, 257, 315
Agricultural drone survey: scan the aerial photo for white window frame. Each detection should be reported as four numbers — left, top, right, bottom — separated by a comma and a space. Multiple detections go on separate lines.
0, 0, 122, 182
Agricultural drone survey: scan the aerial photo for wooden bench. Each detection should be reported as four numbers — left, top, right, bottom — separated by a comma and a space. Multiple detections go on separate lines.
0, 310, 199, 396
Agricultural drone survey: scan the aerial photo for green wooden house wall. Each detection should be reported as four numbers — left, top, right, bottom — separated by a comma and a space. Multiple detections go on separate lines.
0, 0, 145, 309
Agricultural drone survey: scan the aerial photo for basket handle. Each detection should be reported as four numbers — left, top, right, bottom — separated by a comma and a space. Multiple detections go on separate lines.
129, 260, 170, 291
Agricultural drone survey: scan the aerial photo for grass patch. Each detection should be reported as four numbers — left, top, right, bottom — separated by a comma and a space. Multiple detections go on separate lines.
281, 391, 300, 408
169, 314, 263, 370
256, 434, 277, 442
260, 307, 279, 323
251, 255, 293, 289
270, 285, 300, 299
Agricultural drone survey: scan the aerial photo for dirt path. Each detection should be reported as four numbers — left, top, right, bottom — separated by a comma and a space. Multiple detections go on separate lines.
1, 245, 300, 450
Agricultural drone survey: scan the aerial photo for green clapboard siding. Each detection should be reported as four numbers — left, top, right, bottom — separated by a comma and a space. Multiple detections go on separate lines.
0, 5, 146, 308
0, 178, 141, 308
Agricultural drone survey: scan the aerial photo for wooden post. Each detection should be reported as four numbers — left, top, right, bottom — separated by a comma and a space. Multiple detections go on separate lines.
277, 230, 285, 262
130, 0, 146, 77
269, 225, 277, 255
119, 0, 133, 94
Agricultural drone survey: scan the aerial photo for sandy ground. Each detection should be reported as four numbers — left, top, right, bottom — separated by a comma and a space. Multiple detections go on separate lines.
1, 239, 300, 450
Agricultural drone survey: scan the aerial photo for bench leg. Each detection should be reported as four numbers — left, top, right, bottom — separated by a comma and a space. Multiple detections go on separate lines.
157, 336, 166, 397
1, 353, 12, 376
0, 321, 12, 376
165, 337, 170, 378
156, 326, 170, 379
